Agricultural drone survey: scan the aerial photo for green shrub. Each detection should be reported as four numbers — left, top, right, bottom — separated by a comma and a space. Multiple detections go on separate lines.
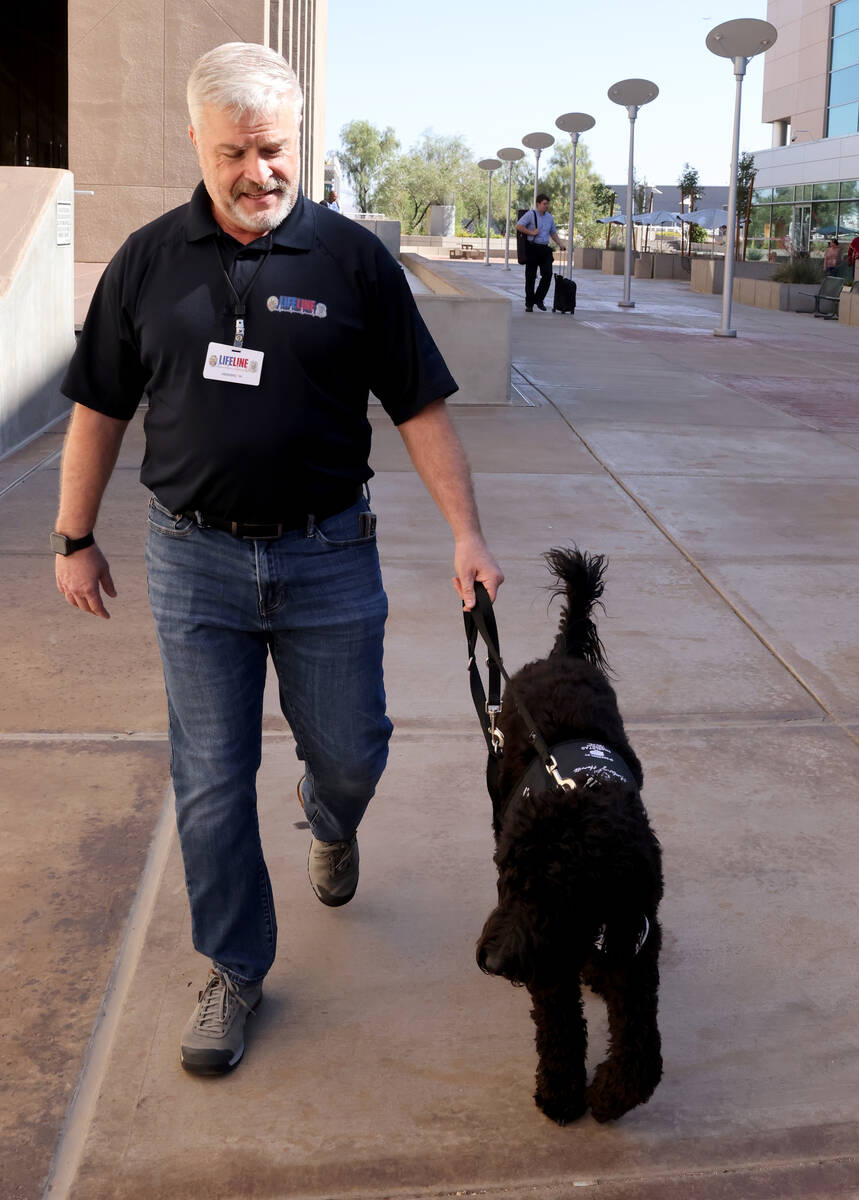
746, 248, 764, 260
770, 258, 823, 284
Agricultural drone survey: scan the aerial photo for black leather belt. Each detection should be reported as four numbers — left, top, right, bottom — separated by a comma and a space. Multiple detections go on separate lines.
178, 485, 362, 540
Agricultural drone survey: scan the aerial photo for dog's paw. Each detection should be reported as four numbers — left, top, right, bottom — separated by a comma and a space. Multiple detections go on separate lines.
586, 1056, 661, 1123
534, 1086, 588, 1126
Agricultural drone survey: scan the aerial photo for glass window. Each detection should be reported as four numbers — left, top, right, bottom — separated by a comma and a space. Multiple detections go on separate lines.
839, 200, 859, 234
747, 206, 770, 239
770, 203, 793, 252
799, 185, 813, 200
811, 201, 839, 243
813, 182, 840, 200
833, 0, 859, 37
752, 187, 773, 204
840, 179, 859, 197
829, 62, 859, 105
831, 27, 859, 70
827, 101, 859, 136
772, 185, 795, 202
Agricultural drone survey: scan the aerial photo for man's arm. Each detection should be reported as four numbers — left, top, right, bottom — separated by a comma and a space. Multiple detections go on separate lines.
54, 404, 130, 619
397, 398, 503, 609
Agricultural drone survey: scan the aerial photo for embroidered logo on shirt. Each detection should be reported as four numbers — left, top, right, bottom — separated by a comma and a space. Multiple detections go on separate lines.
267, 295, 327, 318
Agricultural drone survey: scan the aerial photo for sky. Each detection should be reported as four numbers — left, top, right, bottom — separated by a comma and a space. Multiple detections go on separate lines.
324, 0, 772, 201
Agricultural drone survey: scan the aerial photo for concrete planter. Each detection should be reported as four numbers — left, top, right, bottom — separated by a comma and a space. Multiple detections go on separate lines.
574, 247, 602, 270
839, 291, 859, 326
691, 258, 722, 294
601, 250, 627, 275
783, 283, 826, 313
633, 253, 654, 279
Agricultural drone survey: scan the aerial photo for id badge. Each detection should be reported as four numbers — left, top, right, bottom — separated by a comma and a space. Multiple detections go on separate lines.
203, 342, 264, 386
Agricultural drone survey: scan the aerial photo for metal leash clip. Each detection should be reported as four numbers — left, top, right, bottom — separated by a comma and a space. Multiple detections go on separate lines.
546, 755, 577, 793
487, 704, 504, 754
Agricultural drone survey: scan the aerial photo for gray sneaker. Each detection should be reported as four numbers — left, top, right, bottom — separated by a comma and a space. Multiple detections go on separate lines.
308, 834, 359, 906
180, 968, 262, 1074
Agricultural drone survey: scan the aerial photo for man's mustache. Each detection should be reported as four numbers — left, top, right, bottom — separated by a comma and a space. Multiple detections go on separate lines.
233, 180, 288, 199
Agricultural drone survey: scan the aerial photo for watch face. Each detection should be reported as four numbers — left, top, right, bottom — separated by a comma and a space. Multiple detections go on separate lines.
50, 532, 71, 555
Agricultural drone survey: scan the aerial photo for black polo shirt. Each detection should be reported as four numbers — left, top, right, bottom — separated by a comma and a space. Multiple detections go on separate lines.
62, 184, 457, 520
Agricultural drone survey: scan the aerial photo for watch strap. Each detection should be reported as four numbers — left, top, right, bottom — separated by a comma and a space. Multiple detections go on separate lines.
51, 531, 95, 555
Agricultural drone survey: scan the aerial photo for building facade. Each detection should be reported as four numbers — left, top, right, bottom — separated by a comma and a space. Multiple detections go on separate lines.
2, 0, 328, 262
749, 0, 859, 258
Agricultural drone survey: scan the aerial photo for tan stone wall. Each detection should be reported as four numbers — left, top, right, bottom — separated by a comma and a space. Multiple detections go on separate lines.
69, 0, 327, 262
762, 0, 831, 139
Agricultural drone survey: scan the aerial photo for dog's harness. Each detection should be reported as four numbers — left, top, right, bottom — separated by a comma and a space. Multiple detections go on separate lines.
463, 583, 650, 958
510, 739, 639, 807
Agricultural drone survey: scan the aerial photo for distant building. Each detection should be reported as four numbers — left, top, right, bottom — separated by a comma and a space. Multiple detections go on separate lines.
1, 0, 328, 261
749, 0, 859, 257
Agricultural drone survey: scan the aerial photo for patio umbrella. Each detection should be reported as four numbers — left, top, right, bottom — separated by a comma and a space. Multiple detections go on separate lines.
679, 208, 732, 229
597, 214, 627, 223
632, 210, 681, 225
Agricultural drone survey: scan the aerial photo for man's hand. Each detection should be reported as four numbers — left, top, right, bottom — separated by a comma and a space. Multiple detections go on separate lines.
453, 532, 504, 611
55, 543, 117, 619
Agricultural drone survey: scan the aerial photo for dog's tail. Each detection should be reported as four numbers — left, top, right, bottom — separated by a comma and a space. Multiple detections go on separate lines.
545, 547, 610, 671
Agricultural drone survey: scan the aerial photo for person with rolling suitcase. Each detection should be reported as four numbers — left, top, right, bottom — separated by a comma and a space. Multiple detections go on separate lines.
515, 194, 566, 312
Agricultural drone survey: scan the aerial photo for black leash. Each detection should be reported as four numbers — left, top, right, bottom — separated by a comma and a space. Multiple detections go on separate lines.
463, 582, 578, 793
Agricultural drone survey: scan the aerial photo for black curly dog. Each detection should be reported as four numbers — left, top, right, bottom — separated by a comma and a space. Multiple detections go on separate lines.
476, 548, 663, 1125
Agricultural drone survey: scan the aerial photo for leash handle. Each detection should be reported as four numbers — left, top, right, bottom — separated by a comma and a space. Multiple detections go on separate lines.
463, 583, 503, 756
463, 583, 560, 780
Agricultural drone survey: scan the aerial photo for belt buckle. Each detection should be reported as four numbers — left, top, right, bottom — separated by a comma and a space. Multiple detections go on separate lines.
238, 521, 284, 540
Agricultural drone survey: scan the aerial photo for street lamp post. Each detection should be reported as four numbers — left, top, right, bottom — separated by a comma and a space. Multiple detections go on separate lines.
497, 146, 525, 270
607, 79, 659, 309
555, 112, 595, 278
477, 158, 502, 264
522, 131, 555, 208
706, 19, 777, 338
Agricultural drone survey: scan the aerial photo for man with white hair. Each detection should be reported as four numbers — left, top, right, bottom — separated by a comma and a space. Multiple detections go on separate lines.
54, 42, 502, 1075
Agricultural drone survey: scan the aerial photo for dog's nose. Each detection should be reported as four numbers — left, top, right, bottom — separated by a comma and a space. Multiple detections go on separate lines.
478, 946, 504, 975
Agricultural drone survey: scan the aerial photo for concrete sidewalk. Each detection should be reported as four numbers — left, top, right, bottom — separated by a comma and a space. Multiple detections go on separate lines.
3, 263, 859, 1199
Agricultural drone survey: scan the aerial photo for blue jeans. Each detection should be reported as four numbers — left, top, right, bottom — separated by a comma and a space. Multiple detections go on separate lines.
145, 495, 392, 984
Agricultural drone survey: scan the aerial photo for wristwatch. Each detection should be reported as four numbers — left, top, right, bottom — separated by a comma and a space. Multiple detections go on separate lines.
50, 531, 95, 556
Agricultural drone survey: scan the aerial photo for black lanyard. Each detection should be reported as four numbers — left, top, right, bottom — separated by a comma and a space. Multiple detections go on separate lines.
213, 240, 272, 350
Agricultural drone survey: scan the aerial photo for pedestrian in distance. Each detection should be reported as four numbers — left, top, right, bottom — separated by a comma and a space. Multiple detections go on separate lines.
823, 239, 842, 276
515, 194, 566, 312
322, 189, 340, 212
53, 41, 503, 1077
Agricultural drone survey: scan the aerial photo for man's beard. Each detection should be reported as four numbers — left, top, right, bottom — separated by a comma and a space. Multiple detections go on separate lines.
228, 177, 299, 233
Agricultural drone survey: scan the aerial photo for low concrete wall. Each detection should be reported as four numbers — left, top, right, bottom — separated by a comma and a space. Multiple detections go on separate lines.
694, 258, 793, 294
732, 276, 855, 318
351, 216, 401, 259
652, 253, 691, 281
634, 253, 654, 279
0, 168, 75, 458
400, 253, 512, 405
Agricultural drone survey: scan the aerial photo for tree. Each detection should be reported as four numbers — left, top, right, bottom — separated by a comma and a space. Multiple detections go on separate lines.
377, 132, 477, 234
338, 120, 399, 214
736, 151, 756, 260
677, 163, 704, 253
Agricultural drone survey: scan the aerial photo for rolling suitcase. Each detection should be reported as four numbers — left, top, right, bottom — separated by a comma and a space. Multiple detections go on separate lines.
552, 267, 577, 314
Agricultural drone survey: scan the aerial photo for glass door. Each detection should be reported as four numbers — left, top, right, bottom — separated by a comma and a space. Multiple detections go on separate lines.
789, 204, 812, 255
